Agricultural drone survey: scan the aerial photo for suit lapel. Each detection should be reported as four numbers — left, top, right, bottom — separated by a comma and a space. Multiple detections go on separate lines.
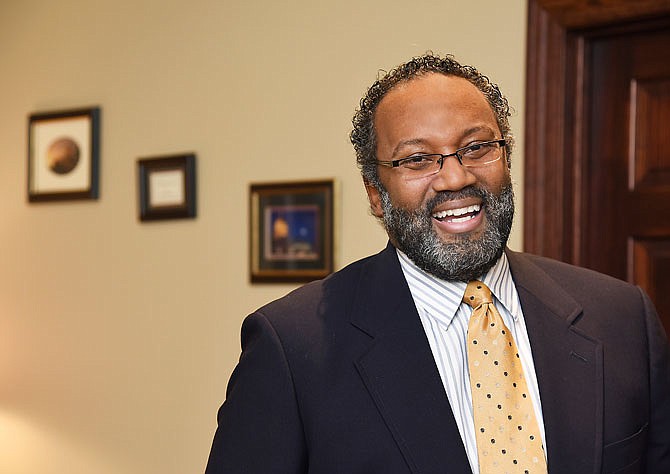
506, 250, 604, 473
351, 244, 470, 474
349, 246, 605, 473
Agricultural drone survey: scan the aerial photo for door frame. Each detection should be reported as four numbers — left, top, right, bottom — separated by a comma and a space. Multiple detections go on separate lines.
523, 0, 670, 264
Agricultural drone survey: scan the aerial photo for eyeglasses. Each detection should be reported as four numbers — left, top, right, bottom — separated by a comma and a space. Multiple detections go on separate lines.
375, 139, 507, 180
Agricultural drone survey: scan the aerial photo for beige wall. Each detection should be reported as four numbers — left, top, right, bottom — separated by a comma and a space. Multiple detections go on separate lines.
0, 1, 527, 472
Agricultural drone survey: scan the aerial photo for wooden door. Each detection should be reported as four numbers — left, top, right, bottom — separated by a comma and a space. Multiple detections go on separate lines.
524, 0, 670, 331
587, 26, 670, 323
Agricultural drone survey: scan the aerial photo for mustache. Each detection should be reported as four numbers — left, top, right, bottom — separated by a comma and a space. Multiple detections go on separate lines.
425, 186, 488, 210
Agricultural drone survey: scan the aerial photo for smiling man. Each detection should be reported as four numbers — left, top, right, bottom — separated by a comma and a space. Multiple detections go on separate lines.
365, 72, 514, 283
205, 54, 670, 474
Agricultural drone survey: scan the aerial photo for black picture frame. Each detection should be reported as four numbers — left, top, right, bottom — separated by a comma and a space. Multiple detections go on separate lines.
250, 179, 334, 283
27, 106, 100, 202
137, 153, 196, 221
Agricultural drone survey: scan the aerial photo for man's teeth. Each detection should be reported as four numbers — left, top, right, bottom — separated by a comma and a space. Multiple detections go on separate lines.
432, 204, 481, 221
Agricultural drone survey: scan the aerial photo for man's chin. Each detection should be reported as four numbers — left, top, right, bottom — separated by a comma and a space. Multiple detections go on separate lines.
380, 182, 514, 281
432, 220, 486, 244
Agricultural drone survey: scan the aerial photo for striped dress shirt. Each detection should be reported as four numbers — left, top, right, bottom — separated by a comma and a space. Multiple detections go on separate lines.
397, 250, 547, 474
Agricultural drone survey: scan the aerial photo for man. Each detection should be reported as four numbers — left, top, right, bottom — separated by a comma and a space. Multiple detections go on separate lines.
205, 53, 670, 473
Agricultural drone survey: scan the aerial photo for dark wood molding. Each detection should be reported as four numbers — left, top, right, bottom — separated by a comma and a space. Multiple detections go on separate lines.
535, 0, 670, 29
523, 0, 670, 262
524, 0, 575, 260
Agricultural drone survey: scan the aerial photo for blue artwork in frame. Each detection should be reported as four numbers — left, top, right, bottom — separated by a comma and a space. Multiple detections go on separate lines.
250, 180, 334, 283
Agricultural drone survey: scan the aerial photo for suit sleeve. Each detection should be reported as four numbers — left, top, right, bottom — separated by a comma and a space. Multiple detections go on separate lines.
642, 288, 670, 472
205, 312, 307, 473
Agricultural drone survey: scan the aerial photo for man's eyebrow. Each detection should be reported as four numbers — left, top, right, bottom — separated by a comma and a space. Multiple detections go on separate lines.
390, 138, 429, 159
461, 125, 498, 137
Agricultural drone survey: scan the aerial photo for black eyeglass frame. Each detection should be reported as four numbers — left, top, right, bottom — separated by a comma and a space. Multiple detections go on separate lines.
375, 138, 507, 169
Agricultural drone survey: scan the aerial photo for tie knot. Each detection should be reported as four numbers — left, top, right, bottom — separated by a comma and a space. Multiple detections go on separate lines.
463, 280, 493, 308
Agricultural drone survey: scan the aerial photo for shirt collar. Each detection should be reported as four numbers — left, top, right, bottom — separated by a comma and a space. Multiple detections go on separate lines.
397, 248, 519, 328
480, 251, 520, 321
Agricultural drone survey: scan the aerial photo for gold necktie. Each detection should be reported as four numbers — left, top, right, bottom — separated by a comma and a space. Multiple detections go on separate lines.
463, 281, 547, 474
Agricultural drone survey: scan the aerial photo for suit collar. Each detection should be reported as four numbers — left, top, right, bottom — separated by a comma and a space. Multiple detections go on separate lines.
349, 242, 411, 338
506, 249, 604, 473
505, 249, 583, 324
351, 242, 471, 473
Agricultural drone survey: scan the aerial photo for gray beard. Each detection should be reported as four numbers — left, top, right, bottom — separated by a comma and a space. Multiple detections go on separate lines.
379, 183, 515, 282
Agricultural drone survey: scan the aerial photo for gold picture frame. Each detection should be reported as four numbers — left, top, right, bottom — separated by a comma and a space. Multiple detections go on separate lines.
250, 179, 334, 283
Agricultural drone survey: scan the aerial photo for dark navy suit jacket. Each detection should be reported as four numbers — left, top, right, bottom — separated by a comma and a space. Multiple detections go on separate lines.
206, 243, 670, 473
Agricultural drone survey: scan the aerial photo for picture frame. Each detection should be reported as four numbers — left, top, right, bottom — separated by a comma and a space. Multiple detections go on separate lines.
250, 179, 334, 283
137, 153, 196, 221
27, 107, 100, 202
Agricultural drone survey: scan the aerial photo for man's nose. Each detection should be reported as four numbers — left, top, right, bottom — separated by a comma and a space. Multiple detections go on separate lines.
430, 155, 477, 191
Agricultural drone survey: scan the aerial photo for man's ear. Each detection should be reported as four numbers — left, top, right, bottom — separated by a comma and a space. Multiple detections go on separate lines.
364, 180, 384, 218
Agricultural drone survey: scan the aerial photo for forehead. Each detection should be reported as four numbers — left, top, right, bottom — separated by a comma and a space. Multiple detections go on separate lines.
374, 73, 499, 147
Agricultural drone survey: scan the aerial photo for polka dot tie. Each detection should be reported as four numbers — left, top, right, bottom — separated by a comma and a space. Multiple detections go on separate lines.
463, 281, 547, 474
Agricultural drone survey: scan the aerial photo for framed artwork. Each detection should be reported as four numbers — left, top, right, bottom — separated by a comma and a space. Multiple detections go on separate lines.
27, 107, 100, 202
137, 153, 196, 221
250, 179, 334, 283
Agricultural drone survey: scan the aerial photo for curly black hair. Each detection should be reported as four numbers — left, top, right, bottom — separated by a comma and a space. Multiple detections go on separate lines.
350, 53, 513, 187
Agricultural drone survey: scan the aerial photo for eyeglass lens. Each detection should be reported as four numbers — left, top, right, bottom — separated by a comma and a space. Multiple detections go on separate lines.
401, 142, 503, 180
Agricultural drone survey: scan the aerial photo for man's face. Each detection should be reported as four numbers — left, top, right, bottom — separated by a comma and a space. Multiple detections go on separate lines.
366, 73, 514, 281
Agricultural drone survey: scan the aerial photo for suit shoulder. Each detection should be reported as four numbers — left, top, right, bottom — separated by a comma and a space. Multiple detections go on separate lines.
253, 252, 377, 323
511, 251, 641, 296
